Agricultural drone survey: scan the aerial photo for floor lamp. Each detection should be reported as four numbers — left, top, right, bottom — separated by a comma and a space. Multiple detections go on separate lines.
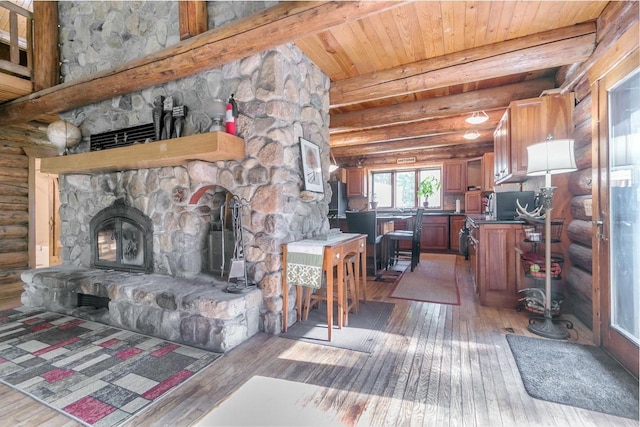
525, 136, 577, 340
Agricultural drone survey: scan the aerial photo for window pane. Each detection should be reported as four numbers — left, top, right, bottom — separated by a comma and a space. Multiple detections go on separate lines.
419, 169, 442, 208
396, 171, 415, 208
97, 220, 117, 261
608, 67, 640, 344
373, 172, 392, 207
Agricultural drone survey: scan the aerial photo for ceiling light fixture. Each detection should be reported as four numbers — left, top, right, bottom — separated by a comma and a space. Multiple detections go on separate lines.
329, 151, 339, 173
463, 130, 481, 140
465, 111, 489, 125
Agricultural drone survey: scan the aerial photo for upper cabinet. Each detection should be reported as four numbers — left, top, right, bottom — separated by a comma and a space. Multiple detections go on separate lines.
494, 93, 574, 184
481, 152, 495, 191
346, 168, 367, 198
493, 109, 511, 183
443, 160, 466, 193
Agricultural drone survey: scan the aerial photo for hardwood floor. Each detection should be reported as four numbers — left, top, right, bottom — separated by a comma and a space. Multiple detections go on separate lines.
0, 255, 636, 426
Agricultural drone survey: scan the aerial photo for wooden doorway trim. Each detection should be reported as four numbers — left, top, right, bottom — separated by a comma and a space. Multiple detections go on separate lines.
23, 146, 58, 268
592, 49, 639, 377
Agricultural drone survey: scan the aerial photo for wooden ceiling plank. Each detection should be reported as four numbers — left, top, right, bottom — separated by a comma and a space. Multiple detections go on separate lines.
394, 3, 425, 63
463, 1, 479, 49
440, 2, 456, 54
330, 77, 554, 131
362, 13, 401, 72
0, 1, 408, 126
507, 2, 533, 41
494, 0, 516, 43
414, 2, 443, 59
482, 0, 503, 46
472, 1, 491, 48
330, 27, 596, 108
330, 22, 595, 102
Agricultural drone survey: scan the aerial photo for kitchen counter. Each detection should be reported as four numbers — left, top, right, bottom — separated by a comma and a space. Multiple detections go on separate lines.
466, 214, 524, 225
333, 210, 465, 219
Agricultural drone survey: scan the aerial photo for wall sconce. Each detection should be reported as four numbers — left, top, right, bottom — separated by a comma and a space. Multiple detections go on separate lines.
329, 151, 339, 173
463, 130, 481, 140
465, 111, 489, 125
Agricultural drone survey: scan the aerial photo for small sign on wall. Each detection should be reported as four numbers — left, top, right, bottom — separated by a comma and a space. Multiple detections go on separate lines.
397, 157, 416, 164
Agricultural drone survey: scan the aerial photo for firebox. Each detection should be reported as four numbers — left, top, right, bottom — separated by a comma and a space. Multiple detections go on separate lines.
90, 199, 153, 273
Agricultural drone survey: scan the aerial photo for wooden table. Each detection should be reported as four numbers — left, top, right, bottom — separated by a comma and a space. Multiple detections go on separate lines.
282, 233, 367, 341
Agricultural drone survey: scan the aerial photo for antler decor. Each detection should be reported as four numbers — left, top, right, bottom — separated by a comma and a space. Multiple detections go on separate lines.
516, 198, 545, 221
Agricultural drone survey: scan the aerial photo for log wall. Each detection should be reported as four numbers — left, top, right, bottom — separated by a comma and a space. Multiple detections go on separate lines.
556, 1, 639, 330
0, 143, 29, 306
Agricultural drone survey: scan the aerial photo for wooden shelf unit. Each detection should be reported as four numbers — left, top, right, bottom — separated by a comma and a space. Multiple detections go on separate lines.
40, 132, 245, 174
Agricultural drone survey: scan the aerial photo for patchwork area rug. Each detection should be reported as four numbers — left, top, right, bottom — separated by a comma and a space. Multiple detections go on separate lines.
281, 301, 394, 353
0, 307, 221, 426
389, 253, 459, 305
506, 334, 639, 420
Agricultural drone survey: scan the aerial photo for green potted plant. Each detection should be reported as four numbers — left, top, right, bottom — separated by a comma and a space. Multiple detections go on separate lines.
417, 176, 441, 207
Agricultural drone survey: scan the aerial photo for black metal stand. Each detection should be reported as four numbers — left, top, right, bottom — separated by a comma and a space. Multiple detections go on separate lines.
528, 308, 573, 339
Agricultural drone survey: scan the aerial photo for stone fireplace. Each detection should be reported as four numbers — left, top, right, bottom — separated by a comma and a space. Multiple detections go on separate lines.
22, 15, 332, 351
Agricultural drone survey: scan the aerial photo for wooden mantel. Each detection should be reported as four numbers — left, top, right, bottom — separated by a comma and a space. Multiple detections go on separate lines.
40, 132, 245, 174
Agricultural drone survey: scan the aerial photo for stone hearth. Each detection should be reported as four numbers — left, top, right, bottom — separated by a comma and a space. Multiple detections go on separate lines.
21, 265, 262, 353
23, 2, 332, 353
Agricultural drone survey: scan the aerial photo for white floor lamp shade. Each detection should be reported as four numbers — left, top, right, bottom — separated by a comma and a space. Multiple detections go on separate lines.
525, 137, 577, 340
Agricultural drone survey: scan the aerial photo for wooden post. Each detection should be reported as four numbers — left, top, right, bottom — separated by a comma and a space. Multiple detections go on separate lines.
33, 1, 60, 91
179, 1, 208, 40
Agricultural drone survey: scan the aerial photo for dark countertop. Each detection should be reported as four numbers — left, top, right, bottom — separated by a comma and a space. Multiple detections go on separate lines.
466, 214, 525, 225
334, 210, 467, 219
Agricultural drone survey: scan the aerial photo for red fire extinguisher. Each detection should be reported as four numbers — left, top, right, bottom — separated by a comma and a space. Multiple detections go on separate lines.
225, 94, 238, 135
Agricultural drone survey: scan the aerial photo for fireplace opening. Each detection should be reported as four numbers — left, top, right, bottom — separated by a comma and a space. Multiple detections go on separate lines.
77, 293, 110, 310
90, 199, 153, 273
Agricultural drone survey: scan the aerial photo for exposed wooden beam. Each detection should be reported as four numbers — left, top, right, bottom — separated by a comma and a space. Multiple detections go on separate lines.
330, 78, 553, 131
330, 112, 502, 147
330, 22, 596, 108
0, 123, 49, 147
332, 130, 495, 158
0, 1, 406, 126
179, 1, 208, 40
33, 1, 59, 91
337, 141, 494, 168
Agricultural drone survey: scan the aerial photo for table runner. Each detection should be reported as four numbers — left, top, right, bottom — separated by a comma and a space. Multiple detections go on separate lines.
285, 233, 359, 289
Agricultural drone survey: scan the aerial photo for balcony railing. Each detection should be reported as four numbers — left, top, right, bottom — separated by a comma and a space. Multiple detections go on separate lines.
0, 0, 32, 79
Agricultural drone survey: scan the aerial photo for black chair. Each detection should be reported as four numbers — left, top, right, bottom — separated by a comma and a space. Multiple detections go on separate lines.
345, 211, 383, 278
385, 208, 424, 272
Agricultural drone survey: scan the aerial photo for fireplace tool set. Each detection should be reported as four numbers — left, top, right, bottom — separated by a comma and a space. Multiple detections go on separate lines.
221, 196, 253, 293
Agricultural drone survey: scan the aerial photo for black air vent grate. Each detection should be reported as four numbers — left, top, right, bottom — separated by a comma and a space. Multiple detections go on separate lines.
90, 123, 155, 151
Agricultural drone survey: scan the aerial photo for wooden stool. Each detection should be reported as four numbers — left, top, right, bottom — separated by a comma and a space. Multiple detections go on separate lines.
303, 253, 359, 327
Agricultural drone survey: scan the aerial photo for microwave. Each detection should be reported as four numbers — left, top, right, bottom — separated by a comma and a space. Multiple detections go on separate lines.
489, 191, 536, 220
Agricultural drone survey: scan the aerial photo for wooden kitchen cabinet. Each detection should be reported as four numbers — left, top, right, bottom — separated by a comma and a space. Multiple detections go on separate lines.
494, 93, 574, 184
481, 152, 494, 191
421, 215, 449, 251
476, 223, 523, 308
346, 168, 367, 197
443, 160, 466, 193
493, 109, 511, 183
449, 215, 466, 252
464, 190, 483, 214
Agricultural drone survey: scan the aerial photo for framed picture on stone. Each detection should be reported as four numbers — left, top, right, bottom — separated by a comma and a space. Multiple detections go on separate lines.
300, 137, 323, 193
